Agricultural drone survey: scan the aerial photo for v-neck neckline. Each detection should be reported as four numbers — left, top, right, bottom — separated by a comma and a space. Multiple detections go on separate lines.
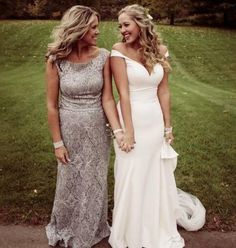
112, 49, 153, 76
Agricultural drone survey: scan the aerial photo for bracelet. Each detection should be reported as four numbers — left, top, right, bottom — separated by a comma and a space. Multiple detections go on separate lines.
164, 126, 173, 134
113, 129, 123, 134
53, 140, 64, 149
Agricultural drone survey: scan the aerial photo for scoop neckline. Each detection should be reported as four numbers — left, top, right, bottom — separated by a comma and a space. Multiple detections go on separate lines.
64, 48, 101, 65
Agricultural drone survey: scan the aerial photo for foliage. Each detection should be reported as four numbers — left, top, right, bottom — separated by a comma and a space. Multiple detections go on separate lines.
27, 0, 48, 18
0, 0, 235, 27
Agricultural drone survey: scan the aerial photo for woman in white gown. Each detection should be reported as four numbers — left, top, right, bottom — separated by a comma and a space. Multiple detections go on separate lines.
108, 4, 206, 248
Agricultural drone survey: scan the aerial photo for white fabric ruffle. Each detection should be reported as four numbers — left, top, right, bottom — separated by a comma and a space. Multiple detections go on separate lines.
161, 141, 206, 232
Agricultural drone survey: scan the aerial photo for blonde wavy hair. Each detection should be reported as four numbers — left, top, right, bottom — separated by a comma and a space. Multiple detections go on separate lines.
119, 4, 170, 72
46, 5, 99, 61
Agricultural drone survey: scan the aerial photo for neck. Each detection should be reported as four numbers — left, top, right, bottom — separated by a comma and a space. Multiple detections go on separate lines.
127, 39, 141, 51
74, 42, 94, 58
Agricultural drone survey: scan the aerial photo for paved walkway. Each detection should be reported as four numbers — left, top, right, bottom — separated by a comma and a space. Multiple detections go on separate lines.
0, 225, 235, 248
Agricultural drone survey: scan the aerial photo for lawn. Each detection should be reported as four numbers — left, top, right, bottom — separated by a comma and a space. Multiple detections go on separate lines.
0, 21, 235, 230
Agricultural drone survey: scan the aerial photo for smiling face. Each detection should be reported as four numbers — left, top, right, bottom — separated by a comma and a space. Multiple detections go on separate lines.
81, 14, 99, 46
118, 13, 140, 44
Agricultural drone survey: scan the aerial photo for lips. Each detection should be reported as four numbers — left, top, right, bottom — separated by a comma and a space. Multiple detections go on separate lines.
124, 33, 130, 40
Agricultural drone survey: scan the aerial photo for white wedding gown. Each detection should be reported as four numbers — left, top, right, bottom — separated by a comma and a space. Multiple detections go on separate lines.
109, 50, 206, 248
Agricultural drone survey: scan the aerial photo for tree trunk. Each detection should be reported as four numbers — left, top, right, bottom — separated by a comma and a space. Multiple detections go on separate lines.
223, 10, 229, 27
170, 12, 175, 25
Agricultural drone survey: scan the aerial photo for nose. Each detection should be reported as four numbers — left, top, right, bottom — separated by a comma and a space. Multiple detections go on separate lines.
121, 26, 126, 34
95, 28, 100, 35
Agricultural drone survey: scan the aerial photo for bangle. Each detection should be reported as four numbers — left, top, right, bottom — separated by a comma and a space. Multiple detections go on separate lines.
113, 129, 123, 134
164, 126, 173, 134
53, 140, 64, 149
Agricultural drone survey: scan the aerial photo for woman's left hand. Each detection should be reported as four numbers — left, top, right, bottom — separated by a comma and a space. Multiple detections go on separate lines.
165, 132, 174, 145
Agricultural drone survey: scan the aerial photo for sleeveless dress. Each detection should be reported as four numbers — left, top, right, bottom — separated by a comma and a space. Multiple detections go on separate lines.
46, 48, 111, 248
109, 50, 206, 248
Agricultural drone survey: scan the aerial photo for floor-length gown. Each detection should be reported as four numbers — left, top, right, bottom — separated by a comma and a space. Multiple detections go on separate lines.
46, 48, 111, 248
109, 50, 205, 248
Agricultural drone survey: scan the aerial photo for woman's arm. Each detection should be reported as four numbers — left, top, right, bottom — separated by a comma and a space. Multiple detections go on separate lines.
157, 71, 174, 143
110, 52, 135, 152
46, 60, 70, 163
102, 57, 123, 145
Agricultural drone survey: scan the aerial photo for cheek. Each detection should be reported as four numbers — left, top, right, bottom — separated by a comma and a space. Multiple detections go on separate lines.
135, 25, 140, 34
133, 29, 140, 39
83, 32, 92, 41
131, 24, 140, 35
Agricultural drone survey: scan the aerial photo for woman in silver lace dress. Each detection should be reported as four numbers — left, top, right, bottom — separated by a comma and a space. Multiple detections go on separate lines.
45, 6, 122, 248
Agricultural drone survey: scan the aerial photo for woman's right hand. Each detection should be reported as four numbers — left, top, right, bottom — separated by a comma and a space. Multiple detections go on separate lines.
120, 132, 135, 153
114, 131, 124, 147
55, 146, 70, 165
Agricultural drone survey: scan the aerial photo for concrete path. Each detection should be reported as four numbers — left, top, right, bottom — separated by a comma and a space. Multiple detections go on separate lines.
0, 225, 235, 248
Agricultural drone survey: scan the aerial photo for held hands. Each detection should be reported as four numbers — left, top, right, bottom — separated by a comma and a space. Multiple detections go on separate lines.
114, 131, 124, 146
119, 131, 135, 153
113, 129, 135, 153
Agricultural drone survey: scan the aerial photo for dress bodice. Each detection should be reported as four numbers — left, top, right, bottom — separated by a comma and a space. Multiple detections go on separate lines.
110, 49, 168, 102
54, 48, 109, 111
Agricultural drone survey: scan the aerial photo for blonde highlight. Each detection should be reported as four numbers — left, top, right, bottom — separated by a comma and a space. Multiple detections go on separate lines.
46, 5, 99, 61
119, 4, 171, 72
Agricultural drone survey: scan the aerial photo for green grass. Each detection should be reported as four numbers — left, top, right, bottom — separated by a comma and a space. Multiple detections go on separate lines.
0, 21, 235, 229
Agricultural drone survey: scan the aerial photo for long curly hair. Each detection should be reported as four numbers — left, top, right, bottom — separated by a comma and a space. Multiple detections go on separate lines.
46, 5, 99, 61
119, 4, 170, 72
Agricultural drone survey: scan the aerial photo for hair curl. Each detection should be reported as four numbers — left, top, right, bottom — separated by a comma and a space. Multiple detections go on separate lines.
119, 4, 171, 72
46, 5, 99, 61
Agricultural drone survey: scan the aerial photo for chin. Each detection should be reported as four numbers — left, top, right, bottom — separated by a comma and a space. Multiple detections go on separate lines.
88, 42, 97, 46
125, 39, 132, 43
125, 39, 136, 45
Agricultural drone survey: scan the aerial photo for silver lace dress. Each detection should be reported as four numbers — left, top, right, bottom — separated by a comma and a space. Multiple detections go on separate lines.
46, 48, 111, 248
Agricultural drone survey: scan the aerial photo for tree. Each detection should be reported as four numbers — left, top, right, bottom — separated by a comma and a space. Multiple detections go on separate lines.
189, 0, 236, 27
27, 0, 47, 18
0, 0, 32, 18
140, 0, 191, 25
79, 0, 100, 11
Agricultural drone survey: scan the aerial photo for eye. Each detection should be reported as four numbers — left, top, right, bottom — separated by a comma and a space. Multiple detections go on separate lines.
118, 23, 129, 29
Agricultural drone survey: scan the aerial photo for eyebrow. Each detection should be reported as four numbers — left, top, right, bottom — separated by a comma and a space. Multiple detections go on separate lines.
119, 21, 130, 25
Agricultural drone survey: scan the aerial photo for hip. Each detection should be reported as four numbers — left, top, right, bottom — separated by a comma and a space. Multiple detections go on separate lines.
59, 107, 107, 127
117, 101, 164, 127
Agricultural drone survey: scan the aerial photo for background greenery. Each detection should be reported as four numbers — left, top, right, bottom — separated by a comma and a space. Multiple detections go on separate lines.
0, 21, 235, 231
1, 0, 236, 27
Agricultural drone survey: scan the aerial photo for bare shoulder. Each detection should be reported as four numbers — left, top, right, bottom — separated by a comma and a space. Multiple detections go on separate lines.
112, 42, 126, 53
159, 44, 168, 56
46, 58, 54, 69
46, 58, 58, 75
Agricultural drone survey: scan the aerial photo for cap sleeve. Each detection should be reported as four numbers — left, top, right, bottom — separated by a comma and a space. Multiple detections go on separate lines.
100, 48, 110, 64
110, 49, 127, 59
